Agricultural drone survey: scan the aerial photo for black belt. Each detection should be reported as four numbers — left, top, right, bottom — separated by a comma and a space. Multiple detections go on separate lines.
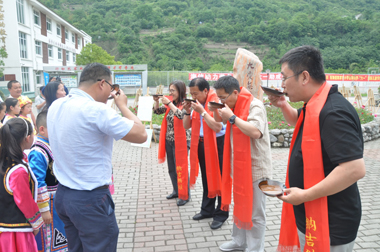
94, 185, 109, 190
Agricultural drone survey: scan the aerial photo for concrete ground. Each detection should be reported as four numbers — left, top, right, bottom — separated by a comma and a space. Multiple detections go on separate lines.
112, 138, 380, 252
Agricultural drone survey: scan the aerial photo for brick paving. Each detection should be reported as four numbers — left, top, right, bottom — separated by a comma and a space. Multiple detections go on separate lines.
112, 138, 380, 252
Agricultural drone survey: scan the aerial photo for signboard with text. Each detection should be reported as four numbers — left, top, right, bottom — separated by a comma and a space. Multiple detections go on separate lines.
60, 75, 78, 88
115, 74, 142, 86
189, 73, 380, 82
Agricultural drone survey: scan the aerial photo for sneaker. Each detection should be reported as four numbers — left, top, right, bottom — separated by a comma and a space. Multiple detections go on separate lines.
219, 241, 245, 251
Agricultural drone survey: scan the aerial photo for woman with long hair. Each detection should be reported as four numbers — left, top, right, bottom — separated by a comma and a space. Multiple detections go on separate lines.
154, 80, 191, 206
43, 81, 66, 110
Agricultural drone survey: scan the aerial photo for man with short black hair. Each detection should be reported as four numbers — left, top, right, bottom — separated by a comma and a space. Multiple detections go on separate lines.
183, 77, 229, 230
269, 45, 366, 252
48, 62, 147, 252
213, 75, 272, 252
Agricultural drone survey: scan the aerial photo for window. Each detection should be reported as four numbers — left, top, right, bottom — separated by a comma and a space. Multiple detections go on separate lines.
33, 10, 40, 26
77, 38, 81, 46
48, 45, 53, 58
36, 72, 42, 85
35, 41, 42, 55
73, 53, 76, 63
57, 24, 61, 36
16, 0, 25, 24
21, 67, 30, 92
65, 30, 68, 40
19, 31, 27, 59
72, 34, 75, 43
58, 48, 62, 60
66, 51, 70, 61
46, 18, 52, 31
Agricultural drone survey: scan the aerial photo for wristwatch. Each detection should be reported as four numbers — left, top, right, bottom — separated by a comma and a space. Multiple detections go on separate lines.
201, 111, 207, 117
229, 115, 237, 125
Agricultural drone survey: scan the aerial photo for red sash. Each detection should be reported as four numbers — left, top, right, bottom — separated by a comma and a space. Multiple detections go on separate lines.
189, 89, 222, 197
221, 87, 254, 229
157, 97, 189, 200
278, 82, 331, 252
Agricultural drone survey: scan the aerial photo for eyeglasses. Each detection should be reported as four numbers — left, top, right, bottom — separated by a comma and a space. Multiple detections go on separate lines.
218, 92, 233, 102
169, 89, 177, 93
281, 70, 305, 82
97, 79, 118, 92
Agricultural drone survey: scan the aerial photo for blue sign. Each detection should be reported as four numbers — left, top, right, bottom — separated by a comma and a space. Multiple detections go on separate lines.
115, 74, 142, 86
43, 72, 50, 85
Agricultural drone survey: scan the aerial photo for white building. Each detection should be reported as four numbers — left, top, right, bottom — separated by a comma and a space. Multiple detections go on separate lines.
1, 0, 91, 97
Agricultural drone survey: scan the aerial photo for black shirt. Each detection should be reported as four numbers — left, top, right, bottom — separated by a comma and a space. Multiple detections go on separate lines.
288, 85, 363, 245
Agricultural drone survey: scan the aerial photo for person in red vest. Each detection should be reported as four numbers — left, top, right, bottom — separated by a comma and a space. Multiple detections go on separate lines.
183, 77, 229, 230
212, 76, 272, 252
269, 45, 366, 252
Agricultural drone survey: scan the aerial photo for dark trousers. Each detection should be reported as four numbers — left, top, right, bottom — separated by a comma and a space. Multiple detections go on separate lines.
166, 140, 190, 197
55, 184, 119, 252
199, 135, 229, 222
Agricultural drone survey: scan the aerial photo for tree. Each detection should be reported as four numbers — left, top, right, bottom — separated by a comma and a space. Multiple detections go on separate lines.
76, 43, 121, 65
0, 47, 8, 78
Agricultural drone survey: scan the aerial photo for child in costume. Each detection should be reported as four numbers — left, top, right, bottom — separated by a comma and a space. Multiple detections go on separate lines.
3, 98, 20, 125
18, 96, 36, 135
0, 117, 43, 252
28, 111, 68, 252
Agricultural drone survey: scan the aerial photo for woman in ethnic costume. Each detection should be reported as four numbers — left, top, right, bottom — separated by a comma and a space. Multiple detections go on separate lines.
0, 117, 43, 252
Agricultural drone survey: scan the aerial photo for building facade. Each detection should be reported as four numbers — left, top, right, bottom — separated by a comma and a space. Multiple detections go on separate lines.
1, 0, 91, 97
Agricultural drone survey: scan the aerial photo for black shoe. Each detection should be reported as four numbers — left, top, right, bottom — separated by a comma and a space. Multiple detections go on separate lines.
166, 192, 178, 199
210, 220, 224, 229
192, 213, 212, 221
176, 199, 189, 206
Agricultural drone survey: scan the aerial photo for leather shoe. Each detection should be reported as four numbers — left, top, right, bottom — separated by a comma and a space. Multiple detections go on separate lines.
176, 199, 189, 206
166, 192, 178, 199
210, 220, 224, 229
192, 213, 212, 220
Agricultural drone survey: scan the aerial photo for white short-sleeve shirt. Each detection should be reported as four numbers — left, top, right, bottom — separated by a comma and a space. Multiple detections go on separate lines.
47, 88, 134, 190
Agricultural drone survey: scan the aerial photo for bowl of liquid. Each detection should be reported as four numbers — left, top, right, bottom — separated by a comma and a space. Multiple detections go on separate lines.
258, 179, 286, 197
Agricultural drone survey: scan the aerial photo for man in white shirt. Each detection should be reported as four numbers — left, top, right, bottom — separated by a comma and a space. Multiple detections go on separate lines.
47, 63, 147, 252
8, 80, 36, 126
34, 86, 46, 113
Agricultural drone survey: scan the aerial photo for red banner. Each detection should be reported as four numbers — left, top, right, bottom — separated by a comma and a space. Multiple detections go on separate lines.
189, 73, 380, 82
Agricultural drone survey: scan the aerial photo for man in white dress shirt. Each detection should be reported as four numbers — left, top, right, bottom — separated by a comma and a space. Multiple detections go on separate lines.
47, 63, 147, 252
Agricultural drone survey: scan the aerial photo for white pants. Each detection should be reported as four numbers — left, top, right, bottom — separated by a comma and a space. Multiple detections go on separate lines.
297, 229, 355, 252
231, 179, 266, 252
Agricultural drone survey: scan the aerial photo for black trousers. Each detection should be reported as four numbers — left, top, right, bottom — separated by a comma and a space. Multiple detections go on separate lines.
199, 135, 229, 222
55, 184, 118, 252
166, 140, 190, 197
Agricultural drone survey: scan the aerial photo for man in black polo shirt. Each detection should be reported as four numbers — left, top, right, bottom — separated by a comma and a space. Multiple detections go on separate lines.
268, 45, 365, 252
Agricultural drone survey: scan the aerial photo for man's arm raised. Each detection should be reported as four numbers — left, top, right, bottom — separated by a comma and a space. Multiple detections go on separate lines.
267, 94, 298, 126
114, 90, 147, 143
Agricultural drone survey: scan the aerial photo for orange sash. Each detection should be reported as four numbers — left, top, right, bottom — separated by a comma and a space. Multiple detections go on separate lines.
221, 87, 254, 230
278, 82, 331, 252
189, 89, 222, 197
157, 97, 189, 200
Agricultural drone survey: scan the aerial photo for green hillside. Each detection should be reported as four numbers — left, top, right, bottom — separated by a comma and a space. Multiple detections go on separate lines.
39, 0, 380, 73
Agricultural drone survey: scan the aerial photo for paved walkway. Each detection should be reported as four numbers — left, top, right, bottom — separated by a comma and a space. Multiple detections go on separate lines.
112, 138, 380, 252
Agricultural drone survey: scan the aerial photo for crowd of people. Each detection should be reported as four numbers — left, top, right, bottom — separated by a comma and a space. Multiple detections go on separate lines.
0, 46, 366, 252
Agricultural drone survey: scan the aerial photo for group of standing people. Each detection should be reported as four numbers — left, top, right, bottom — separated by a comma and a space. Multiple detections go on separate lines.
155, 45, 365, 252
0, 45, 366, 252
